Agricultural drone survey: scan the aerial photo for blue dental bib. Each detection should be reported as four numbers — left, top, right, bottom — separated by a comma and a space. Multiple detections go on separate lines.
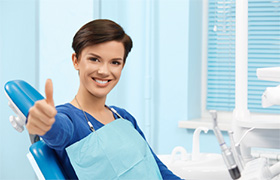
66, 118, 162, 180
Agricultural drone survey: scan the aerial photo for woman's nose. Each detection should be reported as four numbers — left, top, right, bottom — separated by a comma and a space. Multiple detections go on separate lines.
97, 64, 109, 75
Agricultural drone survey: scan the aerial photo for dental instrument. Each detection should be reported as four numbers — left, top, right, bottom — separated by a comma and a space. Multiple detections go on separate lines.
210, 110, 241, 180
235, 127, 255, 147
228, 131, 244, 171
239, 157, 280, 180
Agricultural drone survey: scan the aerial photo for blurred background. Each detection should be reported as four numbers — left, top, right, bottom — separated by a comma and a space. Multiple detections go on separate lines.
1, 0, 279, 179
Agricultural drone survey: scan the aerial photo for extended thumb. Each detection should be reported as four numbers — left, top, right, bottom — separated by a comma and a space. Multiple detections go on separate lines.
45, 79, 54, 106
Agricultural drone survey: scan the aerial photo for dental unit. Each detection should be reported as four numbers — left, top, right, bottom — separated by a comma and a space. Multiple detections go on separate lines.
233, 0, 280, 179
161, 0, 280, 179
158, 127, 232, 180
235, 67, 280, 180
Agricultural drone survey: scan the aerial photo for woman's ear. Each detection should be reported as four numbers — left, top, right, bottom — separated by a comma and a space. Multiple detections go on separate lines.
72, 53, 79, 70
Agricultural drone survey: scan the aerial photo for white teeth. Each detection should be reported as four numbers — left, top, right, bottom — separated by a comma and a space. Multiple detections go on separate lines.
95, 79, 108, 84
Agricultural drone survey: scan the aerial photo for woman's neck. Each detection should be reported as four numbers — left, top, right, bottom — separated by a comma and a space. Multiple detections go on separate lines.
71, 88, 107, 113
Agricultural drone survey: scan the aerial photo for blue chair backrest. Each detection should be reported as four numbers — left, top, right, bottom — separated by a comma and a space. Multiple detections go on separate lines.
4, 80, 67, 179
30, 140, 67, 179
4, 80, 44, 117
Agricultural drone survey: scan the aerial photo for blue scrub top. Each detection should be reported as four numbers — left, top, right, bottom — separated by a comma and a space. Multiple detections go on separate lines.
41, 103, 181, 180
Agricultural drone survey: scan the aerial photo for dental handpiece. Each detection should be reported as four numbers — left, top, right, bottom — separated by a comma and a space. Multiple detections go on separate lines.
209, 110, 241, 180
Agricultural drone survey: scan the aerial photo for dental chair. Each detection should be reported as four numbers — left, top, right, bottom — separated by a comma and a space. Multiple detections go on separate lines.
4, 80, 67, 180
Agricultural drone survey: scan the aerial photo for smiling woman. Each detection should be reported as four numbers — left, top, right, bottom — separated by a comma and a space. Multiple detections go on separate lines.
26, 19, 181, 180
72, 41, 125, 101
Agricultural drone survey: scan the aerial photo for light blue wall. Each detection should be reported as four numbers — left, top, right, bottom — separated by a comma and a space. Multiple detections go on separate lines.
39, 0, 94, 104
0, 0, 38, 179
156, 0, 191, 153
188, 0, 203, 120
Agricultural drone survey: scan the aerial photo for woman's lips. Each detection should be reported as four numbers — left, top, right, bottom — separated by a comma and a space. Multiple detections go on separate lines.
92, 78, 110, 86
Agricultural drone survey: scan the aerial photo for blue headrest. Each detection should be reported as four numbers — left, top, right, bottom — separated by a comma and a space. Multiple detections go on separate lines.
4, 80, 44, 117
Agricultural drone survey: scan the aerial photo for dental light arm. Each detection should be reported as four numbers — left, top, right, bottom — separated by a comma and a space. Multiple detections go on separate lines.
261, 85, 280, 108
257, 67, 280, 82
209, 110, 241, 180
257, 67, 280, 108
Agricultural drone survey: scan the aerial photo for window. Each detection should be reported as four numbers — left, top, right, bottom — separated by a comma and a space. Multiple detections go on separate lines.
206, 0, 280, 114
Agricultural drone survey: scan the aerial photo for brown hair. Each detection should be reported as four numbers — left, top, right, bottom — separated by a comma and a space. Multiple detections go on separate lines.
72, 19, 133, 64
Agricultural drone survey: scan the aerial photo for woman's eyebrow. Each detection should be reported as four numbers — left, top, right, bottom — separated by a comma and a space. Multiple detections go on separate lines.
88, 52, 123, 61
87, 53, 101, 58
112, 58, 124, 61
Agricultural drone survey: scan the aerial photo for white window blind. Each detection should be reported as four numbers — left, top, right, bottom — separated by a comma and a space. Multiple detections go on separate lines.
206, 0, 280, 113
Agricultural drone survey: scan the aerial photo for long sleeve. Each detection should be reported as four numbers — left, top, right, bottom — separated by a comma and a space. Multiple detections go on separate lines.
41, 111, 74, 150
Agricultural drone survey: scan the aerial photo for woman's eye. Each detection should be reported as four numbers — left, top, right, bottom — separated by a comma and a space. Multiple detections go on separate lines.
89, 57, 99, 62
112, 61, 121, 65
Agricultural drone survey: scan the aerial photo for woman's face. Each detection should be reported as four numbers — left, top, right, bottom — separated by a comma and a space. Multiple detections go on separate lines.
72, 41, 125, 99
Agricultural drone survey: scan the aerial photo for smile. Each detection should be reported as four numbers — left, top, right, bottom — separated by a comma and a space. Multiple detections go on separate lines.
92, 78, 111, 86
95, 79, 108, 84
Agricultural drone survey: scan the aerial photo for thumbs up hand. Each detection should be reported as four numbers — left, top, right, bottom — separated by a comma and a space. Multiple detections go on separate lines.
26, 79, 57, 136
45, 79, 55, 107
